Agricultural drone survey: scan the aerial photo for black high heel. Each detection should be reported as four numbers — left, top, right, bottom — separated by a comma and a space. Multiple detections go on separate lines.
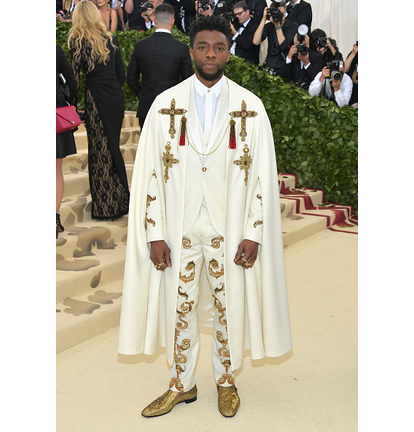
56, 213, 64, 234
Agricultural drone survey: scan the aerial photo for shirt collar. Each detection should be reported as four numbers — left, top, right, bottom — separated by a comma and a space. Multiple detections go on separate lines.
155, 28, 171, 34
194, 75, 223, 98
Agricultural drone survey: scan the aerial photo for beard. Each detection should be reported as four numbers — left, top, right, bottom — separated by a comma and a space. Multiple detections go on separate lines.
195, 63, 226, 83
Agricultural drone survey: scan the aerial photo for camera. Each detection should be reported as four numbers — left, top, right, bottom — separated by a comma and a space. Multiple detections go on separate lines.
326, 60, 343, 81
267, 2, 284, 23
297, 43, 308, 56
139, 1, 153, 14
316, 36, 328, 48
197, 0, 211, 11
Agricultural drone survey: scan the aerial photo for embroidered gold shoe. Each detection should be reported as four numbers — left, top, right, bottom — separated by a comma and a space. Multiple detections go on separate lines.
141, 385, 197, 417
217, 384, 240, 417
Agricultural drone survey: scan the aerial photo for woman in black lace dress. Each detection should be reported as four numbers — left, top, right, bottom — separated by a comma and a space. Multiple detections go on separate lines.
68, 0, 129, 220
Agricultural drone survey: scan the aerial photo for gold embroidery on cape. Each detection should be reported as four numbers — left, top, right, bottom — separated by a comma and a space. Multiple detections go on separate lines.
182, 237, 192, 249
179, 261, 195, 284
146, 194, 156, 208
144, 217, 155, 230
229, 100, 258, 142
208, 259, 224, 279
211, 236, 224, 249
162, 141, 179, 183
214, 282, 225, 295
158, 99, 187, 139
233, 144, 252, 186
253, 220, 263, 228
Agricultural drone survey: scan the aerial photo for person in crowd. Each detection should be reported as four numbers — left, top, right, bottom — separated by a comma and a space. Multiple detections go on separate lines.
286, 0, 312, 34
114, 0, 127, 30
310, 28, 343, 62
118, 14, 292, 419
253, 0, 298, 76
344, 41, 358, 108
141, 0, 163, 30
245, 0, 267, 23
56, 0, 81, 22
127, 3, 193, 127
96, 0, 118, 31
308, 60, 353, 107
56, 44, 78, 238
125, 0, 147, 30
176, 0, 197, 33
279, 30, 324, 89
68, 0, 130, 220
229, 1, 260, 66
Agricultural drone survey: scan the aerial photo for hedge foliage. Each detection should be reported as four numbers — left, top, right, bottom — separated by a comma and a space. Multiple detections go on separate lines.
57, 21, 358, 213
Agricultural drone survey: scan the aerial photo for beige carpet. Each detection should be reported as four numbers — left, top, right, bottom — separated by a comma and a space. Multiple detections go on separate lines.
56, 229, 357, 431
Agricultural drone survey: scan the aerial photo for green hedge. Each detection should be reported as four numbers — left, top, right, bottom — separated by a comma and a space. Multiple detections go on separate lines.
57, 21, 358, 213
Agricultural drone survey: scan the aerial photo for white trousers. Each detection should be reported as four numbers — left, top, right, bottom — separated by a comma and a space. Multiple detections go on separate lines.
169, 205, 234, 392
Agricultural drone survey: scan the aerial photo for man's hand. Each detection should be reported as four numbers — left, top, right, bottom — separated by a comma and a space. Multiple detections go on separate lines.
234, 239, 259, 269
319, 66, 330, 82
150, 240, 172, 272
287, 44, 297, 60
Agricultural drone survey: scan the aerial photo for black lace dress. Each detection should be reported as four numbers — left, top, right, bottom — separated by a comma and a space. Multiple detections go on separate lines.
70, 36, 130, 220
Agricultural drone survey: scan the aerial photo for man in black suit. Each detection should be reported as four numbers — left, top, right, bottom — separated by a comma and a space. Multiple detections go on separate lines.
127, 3, 194, 127
280, 32, 325, 89
229, 1, 260, 66
286, 0, 312, 34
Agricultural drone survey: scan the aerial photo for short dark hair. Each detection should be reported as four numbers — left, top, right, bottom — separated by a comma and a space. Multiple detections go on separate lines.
232, 1, 249, 11
188, 15, 233, 50
154, 3, 175, 21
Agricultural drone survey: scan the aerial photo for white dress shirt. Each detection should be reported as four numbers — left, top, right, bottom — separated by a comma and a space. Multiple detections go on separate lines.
308, 71, 353, 107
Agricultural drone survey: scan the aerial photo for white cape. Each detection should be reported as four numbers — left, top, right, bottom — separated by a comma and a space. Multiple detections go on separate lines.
118, 76, 292, 371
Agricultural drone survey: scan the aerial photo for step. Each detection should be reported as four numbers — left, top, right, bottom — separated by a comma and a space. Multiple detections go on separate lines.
62, 161, 134, 200
62, 142, 138, 174
56, 276, 124, 354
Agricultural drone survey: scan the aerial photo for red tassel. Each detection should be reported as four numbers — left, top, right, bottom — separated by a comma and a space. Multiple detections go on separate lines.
229, 119, 236, 149
179, 116, 186, 146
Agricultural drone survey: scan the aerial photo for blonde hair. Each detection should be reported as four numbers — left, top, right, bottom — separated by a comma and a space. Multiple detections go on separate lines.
68, 0, 116, 64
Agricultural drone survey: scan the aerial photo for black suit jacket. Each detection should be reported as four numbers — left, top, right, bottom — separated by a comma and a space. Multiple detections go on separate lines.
233, 19, 260, 66
127, 32, 193, 120
280, 49, 325, 88
287, 0, 312, 33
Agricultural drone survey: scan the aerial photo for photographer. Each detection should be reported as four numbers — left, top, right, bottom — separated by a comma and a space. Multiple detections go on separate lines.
253, 0, 298, 76
308, 60, 353, 107
280, 29, 324, 89
125, 0, 149, 30
344, 41, 358, 108
310, 28, 343, 62
229, 1, 260, 65
286, 0, 312, 34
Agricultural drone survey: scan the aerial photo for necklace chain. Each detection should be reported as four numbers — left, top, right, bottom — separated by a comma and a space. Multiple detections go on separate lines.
184, 120, 231, 156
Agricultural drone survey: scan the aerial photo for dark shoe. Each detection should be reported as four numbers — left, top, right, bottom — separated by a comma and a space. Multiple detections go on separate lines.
141, 385, 197, 417
56, 213, 64, 233
217, 384, 240, 417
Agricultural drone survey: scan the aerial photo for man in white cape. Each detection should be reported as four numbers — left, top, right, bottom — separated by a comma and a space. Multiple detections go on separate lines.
118, 15, 292, 418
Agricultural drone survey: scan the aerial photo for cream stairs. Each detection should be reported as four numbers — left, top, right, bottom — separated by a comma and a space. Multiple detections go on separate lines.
56, 115, 357, 353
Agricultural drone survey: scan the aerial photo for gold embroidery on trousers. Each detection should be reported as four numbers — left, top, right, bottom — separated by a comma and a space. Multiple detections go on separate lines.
213, 294, 227, 329
208, 259, 224, 279
233, 144, 252, 186
170, 294, 193, 392
179, 261, 195, 284
257, 193, 262, 204
162, 141, 179, 183
211, 236, 224, 249
182, 237, 192, 249
253, 220, 263, 228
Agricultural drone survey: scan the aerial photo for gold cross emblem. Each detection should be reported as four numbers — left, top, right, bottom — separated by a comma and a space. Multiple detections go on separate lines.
159, 99, 187, 139
233, 145, 252, 186
229, 100, 258, 141
162, 142, 179, 183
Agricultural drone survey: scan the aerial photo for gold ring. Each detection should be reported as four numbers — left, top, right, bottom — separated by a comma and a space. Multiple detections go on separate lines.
242, 257, 247, 263
155, 263, 163, 270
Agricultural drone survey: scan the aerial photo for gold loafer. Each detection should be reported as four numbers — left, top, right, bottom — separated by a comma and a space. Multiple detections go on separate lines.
141, 385, 197, 417
217, 384, 240, 417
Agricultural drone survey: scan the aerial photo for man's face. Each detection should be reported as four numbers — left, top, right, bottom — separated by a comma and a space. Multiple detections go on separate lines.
233, 7, 250, 25
190, 30, 230, 87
